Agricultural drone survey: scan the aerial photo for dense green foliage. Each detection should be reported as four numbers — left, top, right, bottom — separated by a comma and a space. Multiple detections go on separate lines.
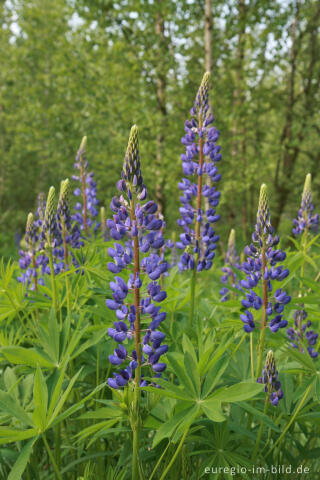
0, 209, 320, 479
1, 0, 320, 257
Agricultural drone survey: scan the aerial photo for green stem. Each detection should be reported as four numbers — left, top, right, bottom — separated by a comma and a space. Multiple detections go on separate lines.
159, 427, 190, 480
62, 224, 71, 317
42, 434, 63, 480
252, 395, 269, 461
55, 424, 61, 474
250, 332, 255, 381
48, 247, 58, 314
265, 381, 314, 457
189, 266, 197, 329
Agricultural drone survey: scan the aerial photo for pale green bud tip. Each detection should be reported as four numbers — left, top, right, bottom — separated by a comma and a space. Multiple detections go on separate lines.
59, 179, 70, 199
129, 125, 139, 142
26, 213, 34, 230
202, 71, 211, 85
303, 173, 312, 195
228, 228, 235, 247
80, 136, 87, 151
45, 187, 55, 217
259, 184, 269, 207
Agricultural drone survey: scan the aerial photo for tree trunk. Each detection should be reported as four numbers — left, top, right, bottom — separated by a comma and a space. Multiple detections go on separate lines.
155, 6, 167, 216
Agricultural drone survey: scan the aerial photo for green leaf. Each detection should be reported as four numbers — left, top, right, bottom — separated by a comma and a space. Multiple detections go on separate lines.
1, 347, 55, 368
47, 368, 82, 426
167, 353, 197, 398
32, 366, 48, 431
202, 356, 229, 398
50, 382, 106, 427
287, 348, 316, 372
0, 391, 34, 427
8, 437, 37, 480
182, 334, 198, 366
0, 428, 38, 445
184, 351, 200, 397
201, 400, 226, 422
152, 407, 193, 447
208, 382, 263, 403
236, 402, 281, 432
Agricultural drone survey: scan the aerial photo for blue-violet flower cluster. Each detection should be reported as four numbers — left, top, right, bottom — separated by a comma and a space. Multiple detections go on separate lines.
176, 72, 221, 271
240, 184, 291, 333
292, 173, 319, 235
106, 125, 169, 389
287, 309, 318, 358
257, 350, 284, 406
220, 228, 241, 301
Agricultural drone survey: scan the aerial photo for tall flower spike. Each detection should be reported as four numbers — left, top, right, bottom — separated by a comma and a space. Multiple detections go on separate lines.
240, 185, 290, 378
106, 126, 168, 391
257, 350, 283, 406
44, 186, 56, 244
25, 213, 36, 250
220, 229, 242, 301
120, 125, 145, 200
176, 72, 221, 325
293, 173, 319, 235
287, 309, 318, 358
57, 179, 71, 225
72, 136, 100, 234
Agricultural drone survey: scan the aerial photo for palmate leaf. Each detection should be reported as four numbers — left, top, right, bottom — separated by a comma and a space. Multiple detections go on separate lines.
201, 400, 225, 422
152, 405, 197, 447
286, 347, 317, 372
0, 346, 55, 368
166, 353, 197, 397
0, 391, 34, 427
0, 427, 38, 445
207, 382, 263, 403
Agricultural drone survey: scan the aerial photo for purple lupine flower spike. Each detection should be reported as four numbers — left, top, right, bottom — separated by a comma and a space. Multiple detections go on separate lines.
257, 350, 283, 406
240, 184, 291, 333
106, 126, 168, 389
176, 72, 221, 272
287, 310, 318, 358
72, 136, 100, 235
220, 229, 242, 301
293, 173, 319, 235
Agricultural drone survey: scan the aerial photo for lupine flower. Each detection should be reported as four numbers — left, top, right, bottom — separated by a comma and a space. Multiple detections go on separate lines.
220, 229, 242, 301
240, 184, 291, 333
257, 350, 283, 406
106, 126, 168, 389
56, 179, 83, 267
176, 72, 221, 272
72, 136, 100, 235
287, 309, 318, 358
17, 213, 44, 289
293, 173, 319, 235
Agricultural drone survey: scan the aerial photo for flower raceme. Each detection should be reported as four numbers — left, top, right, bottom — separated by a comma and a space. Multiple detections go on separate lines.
72, 136, 100, 235
257, 350, 284, 406
293, 173, 319, 236
176, 72, 221, 272
220, 228, 241, 301
240, 185, 291, 333
106, 125, 168, 389
287, 310, 318, 358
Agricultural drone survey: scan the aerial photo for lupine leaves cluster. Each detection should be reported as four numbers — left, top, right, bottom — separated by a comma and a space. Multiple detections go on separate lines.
0, 74, 320, 480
